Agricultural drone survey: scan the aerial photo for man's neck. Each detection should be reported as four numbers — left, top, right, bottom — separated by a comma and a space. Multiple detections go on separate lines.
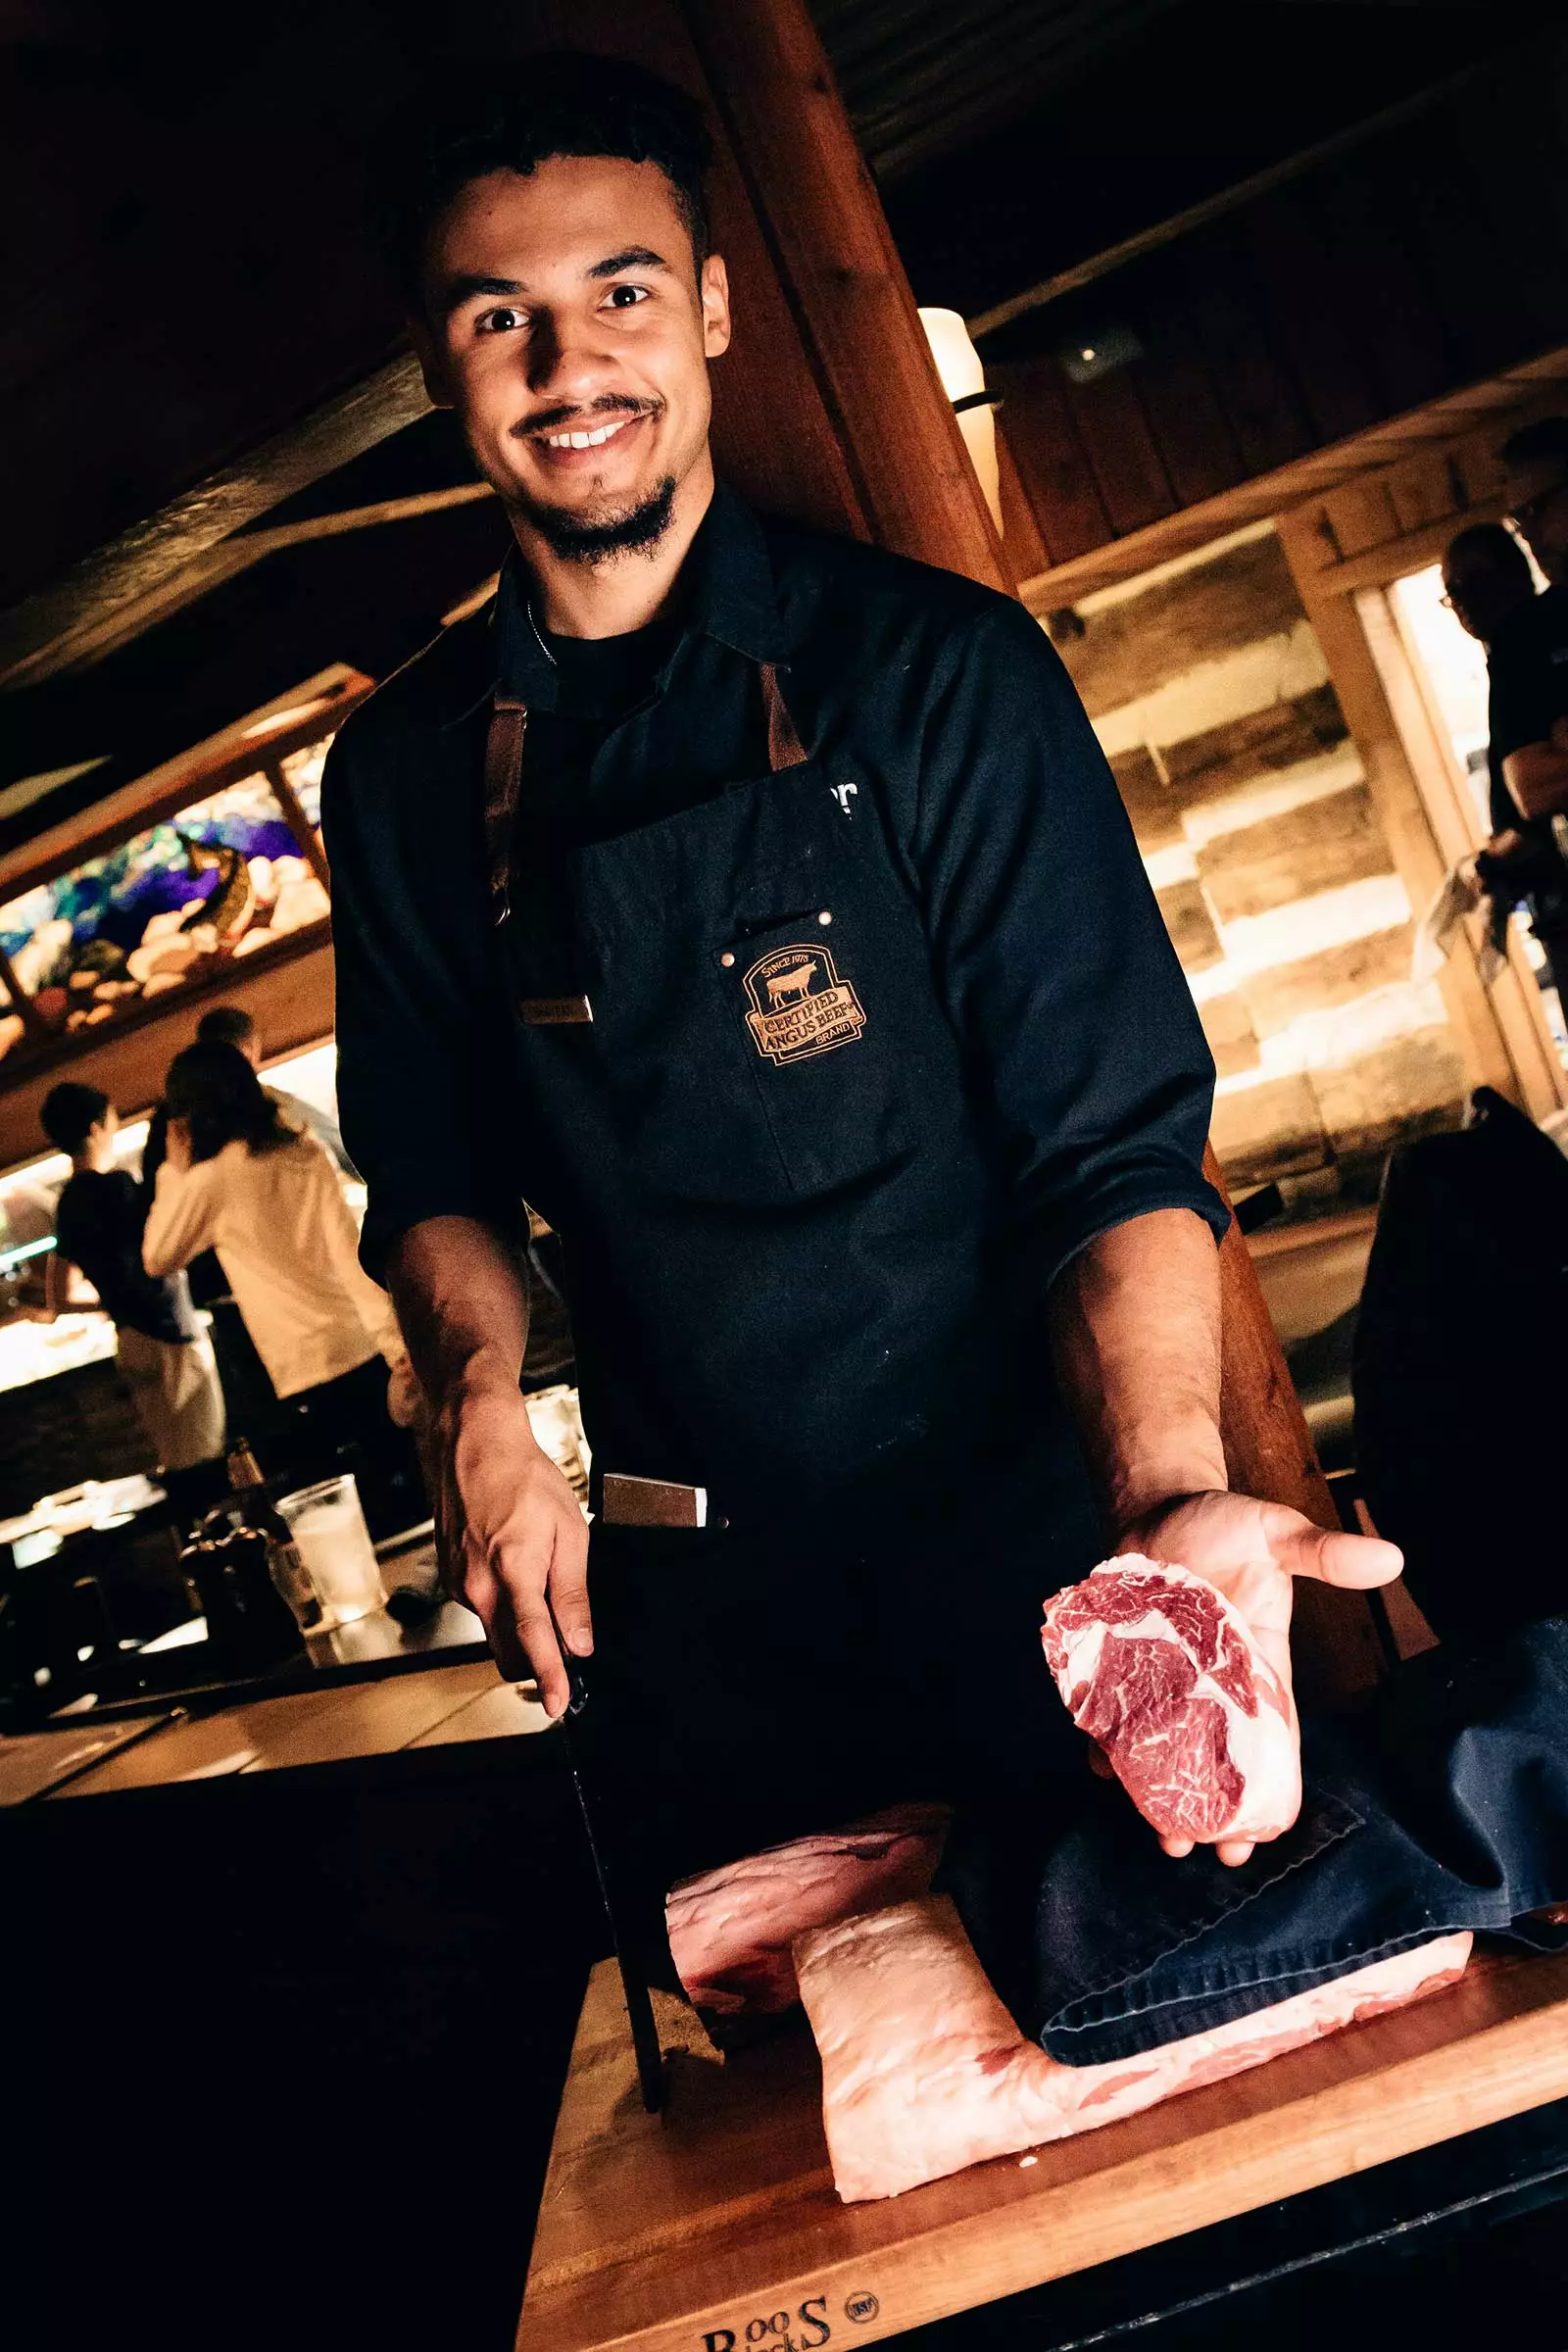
511, 454, 715, 641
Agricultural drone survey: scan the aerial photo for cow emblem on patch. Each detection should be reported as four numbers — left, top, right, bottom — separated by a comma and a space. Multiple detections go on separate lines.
742, 942, 866, 1065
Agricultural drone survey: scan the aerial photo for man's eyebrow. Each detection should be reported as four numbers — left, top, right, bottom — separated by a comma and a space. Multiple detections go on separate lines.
587, 246, 670, 279
440, 272, 526, 317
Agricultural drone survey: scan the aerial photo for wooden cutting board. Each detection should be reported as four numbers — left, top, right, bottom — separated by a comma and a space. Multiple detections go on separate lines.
516, 1947, 1568, 2352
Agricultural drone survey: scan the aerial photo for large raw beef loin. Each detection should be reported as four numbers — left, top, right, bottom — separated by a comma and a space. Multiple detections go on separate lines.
1042, 1557, 1299, 1844
797, 1893, 1471, 2202
665, 1804, 949, 2035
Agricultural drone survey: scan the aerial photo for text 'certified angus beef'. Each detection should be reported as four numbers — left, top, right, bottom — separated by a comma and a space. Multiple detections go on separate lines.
1042, 1559, 1299, 1846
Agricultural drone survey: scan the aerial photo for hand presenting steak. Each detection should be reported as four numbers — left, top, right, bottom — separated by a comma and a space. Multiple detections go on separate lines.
1043, 1556, 1300, 1849
1050, 1494, 1402, 1863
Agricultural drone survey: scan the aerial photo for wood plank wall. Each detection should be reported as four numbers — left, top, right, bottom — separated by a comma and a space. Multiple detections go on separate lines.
1058, 527, 1468, 1202
992, 45, 1568, 573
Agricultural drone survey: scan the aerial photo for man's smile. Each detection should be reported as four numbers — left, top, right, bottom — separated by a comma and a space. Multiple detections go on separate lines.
515, 403, 661, 471
539, 416, 636, 451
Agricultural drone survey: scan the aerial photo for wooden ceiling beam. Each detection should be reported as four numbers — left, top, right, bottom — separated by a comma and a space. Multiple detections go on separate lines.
968, 49, 1521, 341
0, 353, 430, 695
0, 476, 495, 692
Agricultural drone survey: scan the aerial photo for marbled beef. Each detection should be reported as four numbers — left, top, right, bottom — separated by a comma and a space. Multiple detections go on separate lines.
665, 1804, 949, 2035
1042, 1557, 1299, 1844
797, 1893, 1471, 2202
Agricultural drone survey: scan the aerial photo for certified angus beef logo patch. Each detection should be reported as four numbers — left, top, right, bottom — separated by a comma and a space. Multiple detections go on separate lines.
742, 942, 866, 1065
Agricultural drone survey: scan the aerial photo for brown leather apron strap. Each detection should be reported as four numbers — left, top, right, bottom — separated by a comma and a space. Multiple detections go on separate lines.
483, 695, 527, 926
760, 662, 807, 772
484, 661, 801, 927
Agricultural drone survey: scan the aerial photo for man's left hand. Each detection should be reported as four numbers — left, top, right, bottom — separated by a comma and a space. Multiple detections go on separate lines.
1114, 1489, 1402, 1868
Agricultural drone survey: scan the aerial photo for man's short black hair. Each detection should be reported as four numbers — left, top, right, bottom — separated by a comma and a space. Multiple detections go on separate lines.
373, 52, 715, 310
197, 1004, 257, 1051
42, 1082, 110, 1156
1444, 521, 1531, 579
1499, 417, 1568, 475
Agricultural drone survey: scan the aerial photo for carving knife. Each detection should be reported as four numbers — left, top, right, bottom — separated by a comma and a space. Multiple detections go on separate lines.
548, 1601, 666, 2114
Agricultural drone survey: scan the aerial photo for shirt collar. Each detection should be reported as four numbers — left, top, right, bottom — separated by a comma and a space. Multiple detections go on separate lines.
491, 478, 787, 710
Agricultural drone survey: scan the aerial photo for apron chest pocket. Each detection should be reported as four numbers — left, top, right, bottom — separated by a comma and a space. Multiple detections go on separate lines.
723, 907, 913, 1199
618, 902, 917, 1206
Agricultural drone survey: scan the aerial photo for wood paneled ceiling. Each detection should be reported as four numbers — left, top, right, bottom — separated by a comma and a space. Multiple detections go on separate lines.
0, 0, 1551, 846
810, 0, 1180, 179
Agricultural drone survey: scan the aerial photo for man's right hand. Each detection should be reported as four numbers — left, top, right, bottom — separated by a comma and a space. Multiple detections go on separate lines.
433, 1376, 591, 1717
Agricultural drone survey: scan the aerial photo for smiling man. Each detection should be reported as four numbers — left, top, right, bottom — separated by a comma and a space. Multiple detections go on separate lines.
324, 56, 1397, 1909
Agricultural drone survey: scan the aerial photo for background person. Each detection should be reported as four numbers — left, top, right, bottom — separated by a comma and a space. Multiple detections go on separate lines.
1441, 523, 1568, 981
143, 1043, 422, 1537
38, 1081, 224, 1471
1492, 417, 1568, 827
143, 1004, 353, 1182
194, 1004, 354, 1171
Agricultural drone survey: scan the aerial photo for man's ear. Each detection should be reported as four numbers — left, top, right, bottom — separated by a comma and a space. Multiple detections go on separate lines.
701, 254, 731, 360
408, 313, 456, 410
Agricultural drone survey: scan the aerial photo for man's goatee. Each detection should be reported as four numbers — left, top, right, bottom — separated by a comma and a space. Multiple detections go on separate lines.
521, 476, 679, 564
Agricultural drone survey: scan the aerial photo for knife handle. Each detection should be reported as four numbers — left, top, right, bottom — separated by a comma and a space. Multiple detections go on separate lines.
546, 1595, 590, 1715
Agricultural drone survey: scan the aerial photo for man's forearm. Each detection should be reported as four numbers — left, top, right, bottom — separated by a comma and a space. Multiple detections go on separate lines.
386, 1215, 531, 1408
1503, 741, 1568, 821
1048, 1207, 1226, 1536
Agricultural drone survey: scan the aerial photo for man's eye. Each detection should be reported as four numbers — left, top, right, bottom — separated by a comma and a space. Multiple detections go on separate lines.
477, 306, 527, 334
605, 284, 650, 310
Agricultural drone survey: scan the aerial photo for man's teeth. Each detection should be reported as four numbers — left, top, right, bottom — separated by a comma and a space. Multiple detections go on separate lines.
541, 417, 633, 450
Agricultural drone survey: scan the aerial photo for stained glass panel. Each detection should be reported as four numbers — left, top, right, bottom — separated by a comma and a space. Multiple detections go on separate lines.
278, 734, 332, 835
0, 769, 331, 1063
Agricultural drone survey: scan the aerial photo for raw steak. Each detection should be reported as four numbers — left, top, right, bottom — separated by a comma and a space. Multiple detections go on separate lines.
665, 1804, 949, 2032
1042, 1556, 1298, 1844
796, 1893, 1471, 2202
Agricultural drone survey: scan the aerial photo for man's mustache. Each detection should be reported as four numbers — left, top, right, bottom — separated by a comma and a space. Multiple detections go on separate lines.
511, 396, 662, 439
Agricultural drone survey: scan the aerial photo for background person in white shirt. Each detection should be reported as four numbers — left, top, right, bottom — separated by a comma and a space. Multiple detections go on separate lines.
194, 1003, 355, 1172
144, 1043, 423, 1536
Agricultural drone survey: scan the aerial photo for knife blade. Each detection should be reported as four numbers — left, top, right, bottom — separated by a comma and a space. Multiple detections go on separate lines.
548, 1603, 665, 2114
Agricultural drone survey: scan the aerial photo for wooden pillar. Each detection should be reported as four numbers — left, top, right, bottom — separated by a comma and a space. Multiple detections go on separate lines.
680, 0, 1333, 1528
681, 0, 1006, 590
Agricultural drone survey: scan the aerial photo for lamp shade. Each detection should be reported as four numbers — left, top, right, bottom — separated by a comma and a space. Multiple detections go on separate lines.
918, 307, 1002, 535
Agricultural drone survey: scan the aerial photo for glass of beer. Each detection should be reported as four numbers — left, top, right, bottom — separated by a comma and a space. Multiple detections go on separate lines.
275, 1475, 386, 1628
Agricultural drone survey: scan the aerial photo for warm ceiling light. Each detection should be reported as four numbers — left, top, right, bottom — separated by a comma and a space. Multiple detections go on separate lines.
919, 307, 1003, 535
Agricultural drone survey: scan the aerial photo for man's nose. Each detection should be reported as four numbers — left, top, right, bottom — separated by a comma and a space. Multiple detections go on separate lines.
525, 310, 617, 401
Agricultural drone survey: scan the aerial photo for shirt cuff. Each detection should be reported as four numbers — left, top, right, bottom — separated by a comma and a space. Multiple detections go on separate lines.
1030, 1171, 1233, 1298
359, 1188, 529, 1288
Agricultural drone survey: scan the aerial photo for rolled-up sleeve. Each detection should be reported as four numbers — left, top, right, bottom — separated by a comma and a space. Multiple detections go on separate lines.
907, 597, 1228, 1288
321, 711, 529, 1285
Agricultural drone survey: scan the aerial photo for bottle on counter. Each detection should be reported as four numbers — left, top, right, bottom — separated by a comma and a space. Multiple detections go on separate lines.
225, 1438, 321, 1633
180, 1521, 307, 1672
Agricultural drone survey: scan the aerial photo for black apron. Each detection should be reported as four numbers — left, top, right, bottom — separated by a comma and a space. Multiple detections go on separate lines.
484, 661, 1103, 1915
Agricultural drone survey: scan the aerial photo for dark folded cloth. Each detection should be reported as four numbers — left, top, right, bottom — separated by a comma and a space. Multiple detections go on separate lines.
938, 1616, 1568, 2065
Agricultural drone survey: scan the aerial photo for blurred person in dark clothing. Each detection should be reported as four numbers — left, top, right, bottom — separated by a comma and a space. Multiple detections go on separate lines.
1492, 418, 1568, 828
38, 1081, 224, 1470
1443, 519, 1533, 652
1443, 522, 1568, 984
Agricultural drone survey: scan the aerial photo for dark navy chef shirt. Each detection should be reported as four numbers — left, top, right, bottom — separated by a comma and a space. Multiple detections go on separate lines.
322, 483, 1226, 1309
